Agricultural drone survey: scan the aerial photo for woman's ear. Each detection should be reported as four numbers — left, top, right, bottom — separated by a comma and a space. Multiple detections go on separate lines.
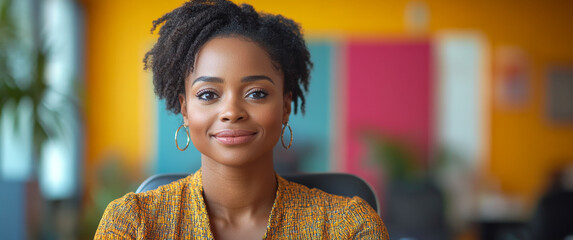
282, 92, 292, 123
179, 93, 189, 125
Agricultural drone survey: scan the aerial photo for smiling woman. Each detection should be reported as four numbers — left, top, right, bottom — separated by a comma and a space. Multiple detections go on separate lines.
94, 0, 388, 239
183, 37, 287, 169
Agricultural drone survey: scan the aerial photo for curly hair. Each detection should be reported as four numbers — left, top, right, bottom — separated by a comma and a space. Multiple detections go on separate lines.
143, 0, 312, 115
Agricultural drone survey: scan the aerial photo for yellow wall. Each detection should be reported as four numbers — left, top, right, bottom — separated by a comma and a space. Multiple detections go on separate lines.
424, 0, 573, 204
83, 0, 181, 178
83, 0, 573, 205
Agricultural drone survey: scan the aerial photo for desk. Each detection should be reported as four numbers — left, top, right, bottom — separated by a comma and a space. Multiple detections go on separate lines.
475, 219, 527, 240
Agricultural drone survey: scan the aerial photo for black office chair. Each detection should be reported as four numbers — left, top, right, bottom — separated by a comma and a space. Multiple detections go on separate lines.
136, 172, 380, 214
529, 190, 573, 240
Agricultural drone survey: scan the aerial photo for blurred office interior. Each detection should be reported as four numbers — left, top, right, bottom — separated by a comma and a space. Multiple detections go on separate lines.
1, 0, 573, 239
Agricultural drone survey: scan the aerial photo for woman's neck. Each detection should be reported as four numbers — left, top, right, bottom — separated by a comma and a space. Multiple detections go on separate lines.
200, 156, 277, 226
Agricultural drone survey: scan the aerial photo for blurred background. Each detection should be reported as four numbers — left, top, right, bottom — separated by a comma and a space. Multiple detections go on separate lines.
1, 0, 573, 239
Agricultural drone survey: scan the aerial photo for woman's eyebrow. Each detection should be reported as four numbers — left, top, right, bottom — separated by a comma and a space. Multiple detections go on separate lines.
191, 75, 275, 86
192, 76, 223, 86
242, 75, 275, 85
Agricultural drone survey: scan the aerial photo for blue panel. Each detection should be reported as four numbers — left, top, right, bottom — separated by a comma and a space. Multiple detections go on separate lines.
283, 41, 334, 172
155, 100, 201, 174
0, 181, 26, 240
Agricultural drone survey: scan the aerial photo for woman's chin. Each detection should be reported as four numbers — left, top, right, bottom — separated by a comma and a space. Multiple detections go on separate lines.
202, 151, 272, 169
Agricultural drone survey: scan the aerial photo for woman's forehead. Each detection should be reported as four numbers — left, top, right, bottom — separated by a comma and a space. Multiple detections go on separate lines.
190, 37, 282, 81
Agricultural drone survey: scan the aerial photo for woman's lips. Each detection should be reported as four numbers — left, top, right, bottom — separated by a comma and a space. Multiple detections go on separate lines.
212, 130, 257, 145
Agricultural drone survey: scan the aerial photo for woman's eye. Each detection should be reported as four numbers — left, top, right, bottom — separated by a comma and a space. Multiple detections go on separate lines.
196, 90, 219, 101
247, 90, 268, 99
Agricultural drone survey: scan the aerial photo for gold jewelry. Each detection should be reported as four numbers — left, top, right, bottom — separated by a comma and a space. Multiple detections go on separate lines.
175, 124, 190, 151
281, 122, 293, 150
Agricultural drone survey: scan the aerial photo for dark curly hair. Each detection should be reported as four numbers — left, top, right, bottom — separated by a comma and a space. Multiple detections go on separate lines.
143, 0, 312, 115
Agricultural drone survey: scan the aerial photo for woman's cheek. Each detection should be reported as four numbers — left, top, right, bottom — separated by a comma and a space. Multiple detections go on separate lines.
186, 107, 213, 146
259, 104, 284, 140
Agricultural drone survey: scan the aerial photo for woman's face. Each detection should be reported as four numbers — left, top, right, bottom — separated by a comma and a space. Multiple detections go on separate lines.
180, 36, 291, 167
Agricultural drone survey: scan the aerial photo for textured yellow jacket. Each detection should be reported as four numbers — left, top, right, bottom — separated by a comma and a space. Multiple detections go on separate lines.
95, 170, 389, 239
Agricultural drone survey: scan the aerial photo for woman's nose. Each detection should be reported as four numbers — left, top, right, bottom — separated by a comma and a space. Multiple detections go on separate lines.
219, 96, 248, 123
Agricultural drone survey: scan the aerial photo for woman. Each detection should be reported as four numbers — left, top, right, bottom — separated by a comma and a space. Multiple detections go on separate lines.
95, 0, 389, 239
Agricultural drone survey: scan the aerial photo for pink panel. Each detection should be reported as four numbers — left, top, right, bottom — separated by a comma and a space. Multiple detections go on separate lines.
344, 40, 433, 197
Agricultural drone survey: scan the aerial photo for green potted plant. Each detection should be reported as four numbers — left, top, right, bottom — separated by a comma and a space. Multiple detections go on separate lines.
0, 0, 51, 162
364, 132, 449, 240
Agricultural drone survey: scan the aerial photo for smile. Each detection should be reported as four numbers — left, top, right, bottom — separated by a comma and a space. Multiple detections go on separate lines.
212, 130, 257, 145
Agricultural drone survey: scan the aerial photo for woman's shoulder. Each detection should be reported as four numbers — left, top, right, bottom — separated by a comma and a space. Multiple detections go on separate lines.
276, 175, 389, 239
135, 172, 197, 201
113, 172, 197, 210
94, 172, 199, 239
278, 175, 373, 211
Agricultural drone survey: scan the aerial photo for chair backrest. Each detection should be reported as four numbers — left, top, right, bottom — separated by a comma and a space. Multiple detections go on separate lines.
136, 172, 380, 214
529, 190, 573, 240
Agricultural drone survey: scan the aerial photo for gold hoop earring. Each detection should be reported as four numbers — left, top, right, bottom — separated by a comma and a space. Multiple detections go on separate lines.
281, 122, 293, 150
175, 124, 190, 151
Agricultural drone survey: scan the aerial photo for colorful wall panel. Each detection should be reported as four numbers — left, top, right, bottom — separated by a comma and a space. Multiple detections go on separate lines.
344, 40, 434, 190
435, 33, 488, 169
155, 100, 202, 174
285, 41, 334, 173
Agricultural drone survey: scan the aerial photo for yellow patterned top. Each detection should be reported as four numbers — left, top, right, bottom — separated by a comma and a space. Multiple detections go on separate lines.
95, 170, 389, 239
